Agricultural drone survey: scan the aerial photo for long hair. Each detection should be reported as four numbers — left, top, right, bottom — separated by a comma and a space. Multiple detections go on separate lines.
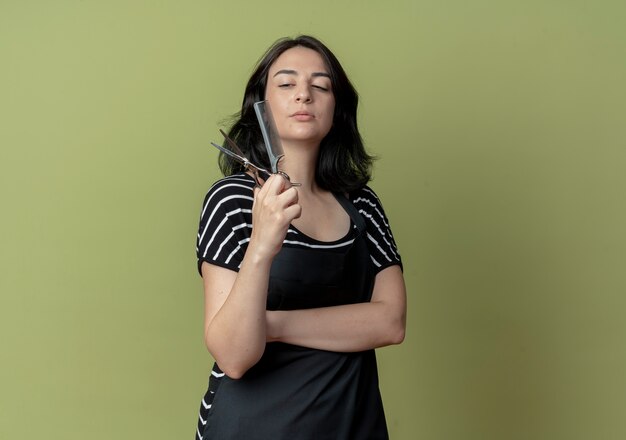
220, 35, 374, 193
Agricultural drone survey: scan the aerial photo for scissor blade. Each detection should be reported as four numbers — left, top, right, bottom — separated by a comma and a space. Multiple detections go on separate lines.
219, 129, 246, 158
210, 141, 273, 178
210, 142, 247, 163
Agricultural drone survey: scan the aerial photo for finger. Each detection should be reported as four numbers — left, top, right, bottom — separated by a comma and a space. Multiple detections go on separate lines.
267, 172, 290, 194
255, 174, 267, 188
284, 203, 302, 221
255, 174, 275, 199
276, 186, 299, 207
274, 171, 290, 187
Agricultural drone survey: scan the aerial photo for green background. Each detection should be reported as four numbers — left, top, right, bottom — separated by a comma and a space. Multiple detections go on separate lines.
1, 1, 625, 439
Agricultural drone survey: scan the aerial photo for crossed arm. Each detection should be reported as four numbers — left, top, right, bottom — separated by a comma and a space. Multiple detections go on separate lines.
202, 261, 406, 379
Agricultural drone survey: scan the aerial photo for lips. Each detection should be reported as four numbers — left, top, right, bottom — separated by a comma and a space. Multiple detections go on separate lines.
291, 111, 315, 120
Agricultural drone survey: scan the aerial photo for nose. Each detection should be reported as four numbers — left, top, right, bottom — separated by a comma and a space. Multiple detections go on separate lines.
295, 86, 312, 103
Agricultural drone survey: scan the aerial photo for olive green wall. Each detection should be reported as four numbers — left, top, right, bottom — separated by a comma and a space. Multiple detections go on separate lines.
1, 1, 625, 439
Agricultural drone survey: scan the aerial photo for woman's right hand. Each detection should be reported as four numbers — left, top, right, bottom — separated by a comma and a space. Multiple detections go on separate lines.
248, 173, 301, 260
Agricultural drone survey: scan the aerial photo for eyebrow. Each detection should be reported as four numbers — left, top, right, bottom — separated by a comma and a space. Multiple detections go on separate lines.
273, 69, 331, 78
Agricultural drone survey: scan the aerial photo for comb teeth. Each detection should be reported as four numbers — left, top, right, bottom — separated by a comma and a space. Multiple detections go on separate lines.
253, 100, 284, 174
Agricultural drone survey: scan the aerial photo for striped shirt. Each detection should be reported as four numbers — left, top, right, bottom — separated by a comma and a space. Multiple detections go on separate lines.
195, 173, 401, 274
194, 172, 401, 439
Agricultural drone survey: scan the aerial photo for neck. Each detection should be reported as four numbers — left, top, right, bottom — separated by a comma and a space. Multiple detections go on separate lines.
279, 141, 321, 193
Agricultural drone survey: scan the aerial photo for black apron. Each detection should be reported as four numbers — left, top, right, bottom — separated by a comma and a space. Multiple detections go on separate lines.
201, 194, 388, 440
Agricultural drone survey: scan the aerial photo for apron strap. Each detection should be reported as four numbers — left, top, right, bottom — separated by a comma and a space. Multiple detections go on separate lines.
333, 192, 366, 235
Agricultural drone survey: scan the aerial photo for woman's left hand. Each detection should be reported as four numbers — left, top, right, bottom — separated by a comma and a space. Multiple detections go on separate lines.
266, 265, 406, 351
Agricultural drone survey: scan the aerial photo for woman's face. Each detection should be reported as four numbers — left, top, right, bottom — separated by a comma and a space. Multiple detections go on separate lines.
265, 46, 335, 147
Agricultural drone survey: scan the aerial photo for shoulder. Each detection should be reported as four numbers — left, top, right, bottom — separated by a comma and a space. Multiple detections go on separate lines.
203, 173, 255, 202
200, 173, 255, 215
349, 185, 387, 218
197, 173, 255, 244
196, 173, 255, 272
349, 185, 402, 271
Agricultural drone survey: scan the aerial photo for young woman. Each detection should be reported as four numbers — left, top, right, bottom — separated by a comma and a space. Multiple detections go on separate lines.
195, 35, 406, 440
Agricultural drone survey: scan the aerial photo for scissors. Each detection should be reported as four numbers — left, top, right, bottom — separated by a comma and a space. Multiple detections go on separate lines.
210, 129, 300, 187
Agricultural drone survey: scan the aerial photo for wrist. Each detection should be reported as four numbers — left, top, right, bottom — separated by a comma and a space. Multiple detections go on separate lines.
241, 241, 276, 273
266, 310, 284, 342
246, 238, 279, 264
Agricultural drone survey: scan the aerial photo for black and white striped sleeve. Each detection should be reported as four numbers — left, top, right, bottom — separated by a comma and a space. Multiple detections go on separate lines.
196, 174, 256, 274
351, 186, 402, 274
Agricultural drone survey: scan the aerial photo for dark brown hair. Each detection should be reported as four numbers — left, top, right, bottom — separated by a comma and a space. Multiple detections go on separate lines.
220, 35, 374, 192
